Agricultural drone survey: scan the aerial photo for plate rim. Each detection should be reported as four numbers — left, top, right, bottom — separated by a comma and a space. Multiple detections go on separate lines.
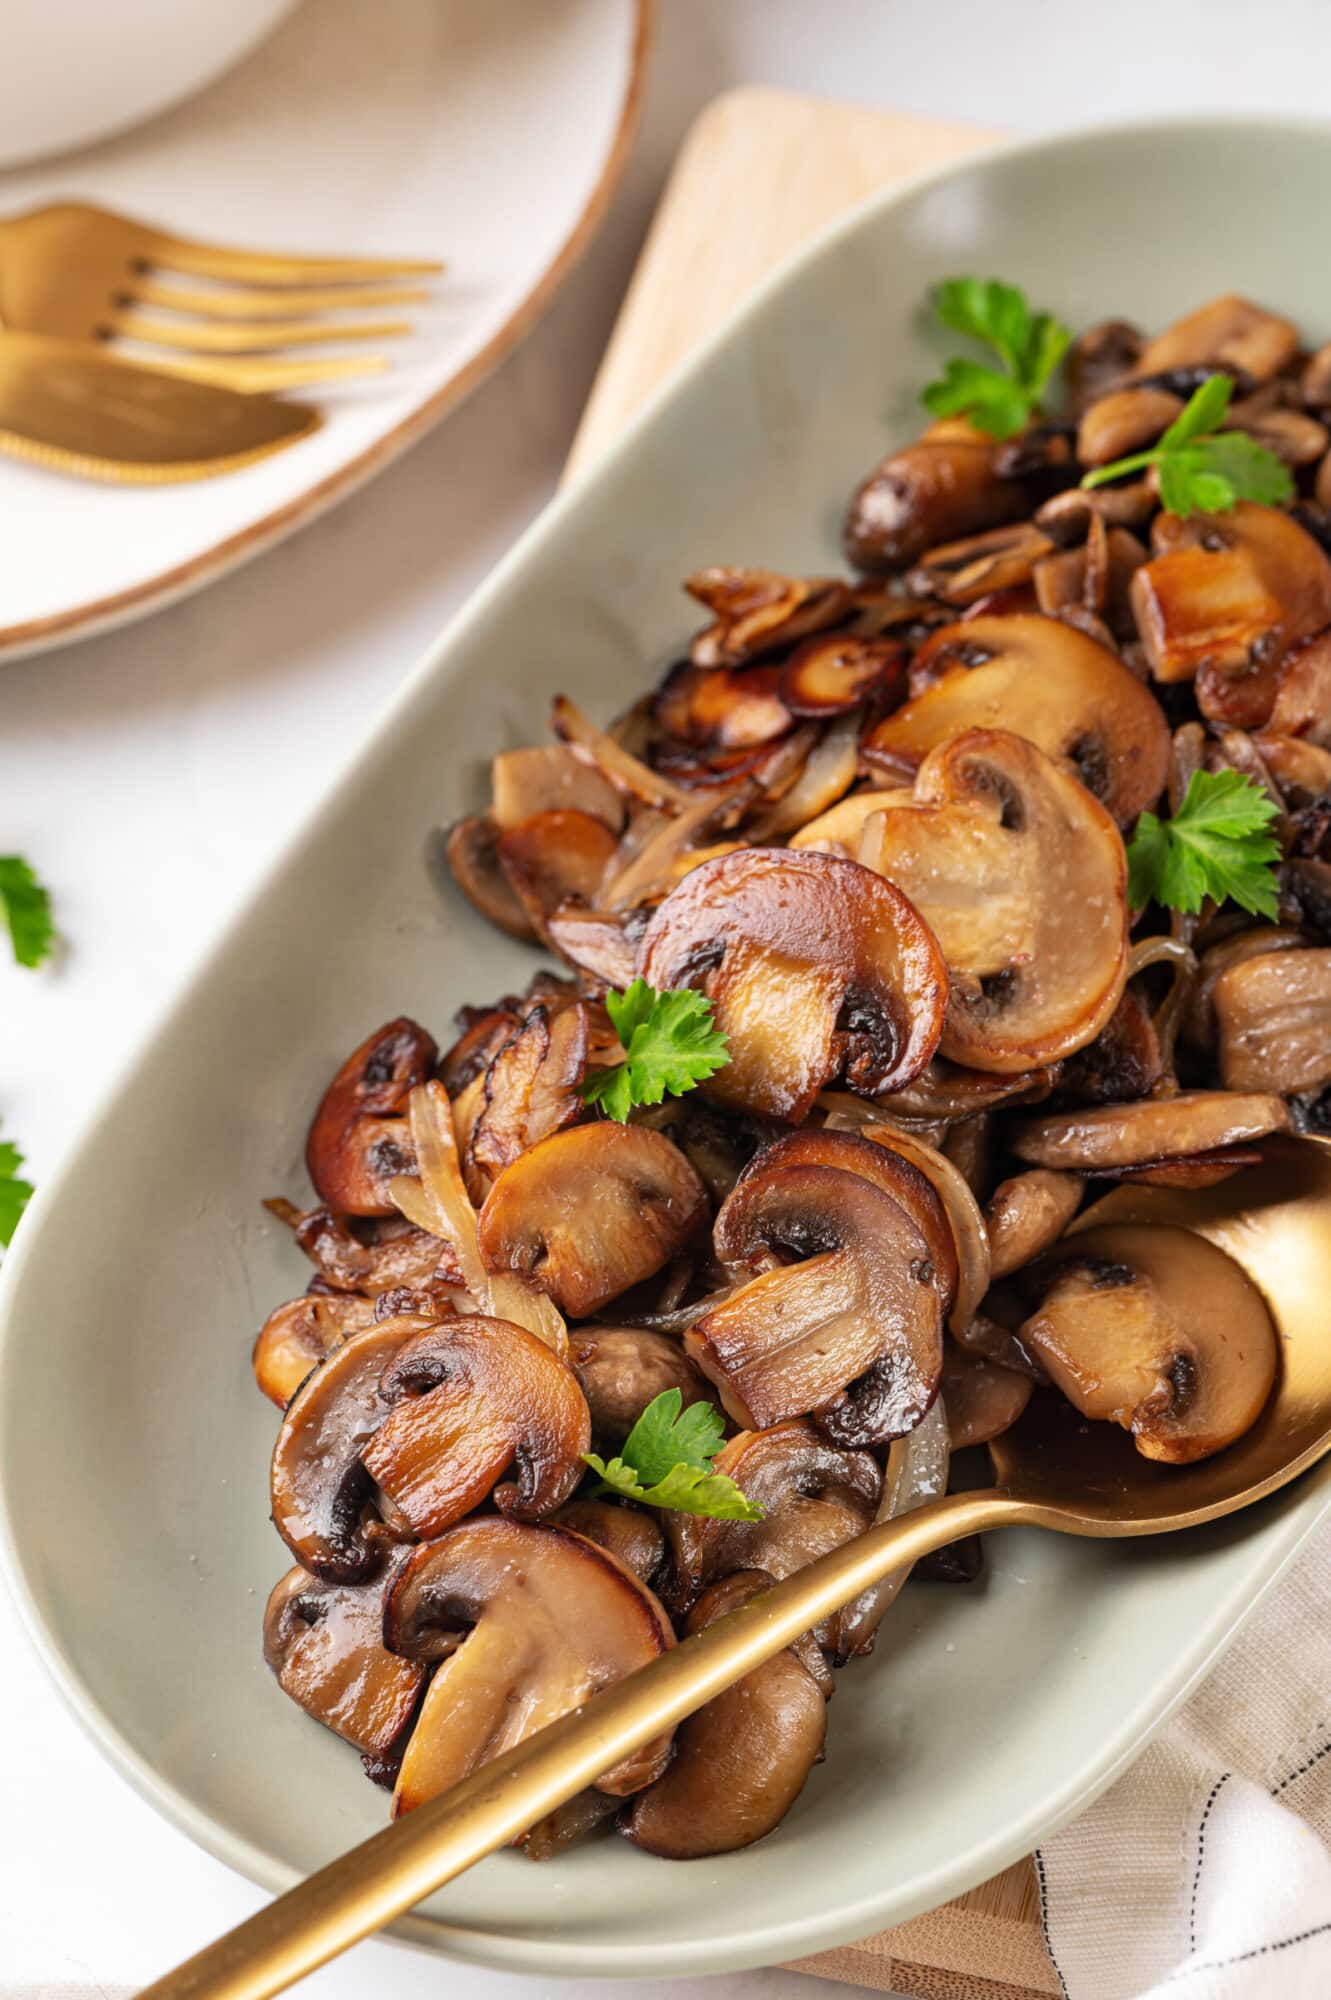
4, 105, 1331, 1976
0, 0, 654, 666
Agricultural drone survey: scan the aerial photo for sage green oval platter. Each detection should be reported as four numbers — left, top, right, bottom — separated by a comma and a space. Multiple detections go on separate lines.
4, 116, 1331, 1978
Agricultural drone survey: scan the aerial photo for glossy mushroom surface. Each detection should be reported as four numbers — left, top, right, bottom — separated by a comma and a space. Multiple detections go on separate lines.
263, 1566, 424, 1757
305, 1018, 437, 1217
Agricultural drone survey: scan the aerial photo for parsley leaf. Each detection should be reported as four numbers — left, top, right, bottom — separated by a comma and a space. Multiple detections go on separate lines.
921, 278, 1071, 440
0, 856, 55, 969
1126, 770, 1281, 920
579, 978, 729, 1122
0, 1131, 34, 1248
1082, 375, 1294, 516
583, 1387, 764, 1522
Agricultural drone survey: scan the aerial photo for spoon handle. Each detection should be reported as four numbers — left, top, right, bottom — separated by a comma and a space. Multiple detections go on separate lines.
138, 1486, 1037, 2000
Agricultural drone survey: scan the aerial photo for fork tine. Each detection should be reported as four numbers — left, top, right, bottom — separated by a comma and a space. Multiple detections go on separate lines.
144, 231, 442, 286
135, 352, 391, 392
107, 310, 411, 353
127, 277, 433, 318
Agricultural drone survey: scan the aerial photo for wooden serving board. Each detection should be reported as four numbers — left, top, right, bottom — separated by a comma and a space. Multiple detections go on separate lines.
565, 86, 1060, 2000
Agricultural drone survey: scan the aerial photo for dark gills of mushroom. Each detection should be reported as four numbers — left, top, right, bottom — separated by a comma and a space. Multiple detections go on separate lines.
688, 1157, 943, 1447
263, 1566, 424, 1758
860, 613, 1170, 827
569, 1326, 718, 1449
624, 1569, 829, 1858
1016, 1223, 1278, 1463
843, 419, 1034, 572
638, 847, 948, 1123
857, 729, 1129, 1074
383, 1519, 675, 1817
306, 1018, 438, 1217
476, 1121, 708, 1318
1213, 950, 1331, 1097
1009, 1090, 1290, 1171
358, 1315, 590, 1538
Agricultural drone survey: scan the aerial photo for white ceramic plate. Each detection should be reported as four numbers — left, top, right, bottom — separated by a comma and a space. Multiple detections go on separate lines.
3, 115, 1331, 1980
0, 0, 648, 661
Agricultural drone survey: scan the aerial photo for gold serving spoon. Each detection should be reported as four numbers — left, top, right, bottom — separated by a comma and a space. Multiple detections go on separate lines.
139, 1135, 1331, 2000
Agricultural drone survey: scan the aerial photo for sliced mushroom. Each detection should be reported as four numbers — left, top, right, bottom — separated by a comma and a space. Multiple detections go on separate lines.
545, 904, 642, 989
844, 420, 1033, 572
447, 816, 537, 940
1258, 732, 1331, 804
496, 809, 620, 933
778, 633, 904, 715
861, 613, 1170, 825
266, 1201, 460, 1298
306, 1018, 437, 1217
1077, 386, 1183, 468
1010, 1089, 1290, 1170
1265, 630, 1331, 746
477, 1121, 708, 1318
466, 1002, 591, 1198
569, 1326, 717, 1448
359, 1315, 590, 1538
263, 1566, 425, 1757
1131, 503, 1331, 685
1036, 481, 1156, 542
985, 1169, 1084, 1281
552, 1499, 665, 1585
439, 1002, 522, 1095
1053, 986, 1163, 1106
940, 1342, 1032, 1449
1182, 926, 1306, 1054
1017, 1223, 1278, 1462
857, 1124, 992, 1332
1213, 949, 1331, 1096
490, 745, 624, 833
1132, 295, 1299, 386
905, 521, 1055, 606
688, 1158, 943, 1446
638, 847, 947, 1122
1065, 318, 1144, 413
253, 1291, 380, 1408
875, 1058, 1061, 1123
685, 568, 851, 669
788, 786, 914, 859
654, 660, 792, 749
858, 729, 1129, 1073
624, 1568, 828, 1858
384, 1519, 674, 1816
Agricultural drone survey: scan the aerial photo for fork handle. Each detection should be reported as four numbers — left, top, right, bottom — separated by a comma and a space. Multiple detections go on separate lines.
137, 1488, 1035, 2000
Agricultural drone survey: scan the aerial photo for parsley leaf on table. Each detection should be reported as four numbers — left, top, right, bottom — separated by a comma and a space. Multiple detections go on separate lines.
1126, 770, 1282, 921
0, 855, 54, 969
1082, 374, 1294, 516
583, 1388, 764, 1522
0, 1131, 34, 1248
921, 278, 1071, 440
579, 978, 729, 1122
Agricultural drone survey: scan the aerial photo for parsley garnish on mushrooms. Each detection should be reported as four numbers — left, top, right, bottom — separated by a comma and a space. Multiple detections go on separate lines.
579, 978, 730, 1122
0, 854, 54, 969
1082, 374, 1294, 515
583, 1388, 764, 1522
1126, 769, 1281, 921
921, 278, 1071, 440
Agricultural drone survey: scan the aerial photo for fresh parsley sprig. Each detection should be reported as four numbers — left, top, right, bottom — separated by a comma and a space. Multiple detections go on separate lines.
1082, 374, 1293, 516
0, 1128, 34, 1248
0, 855, 55, 970
1127, 770, 1282, 921
583, 1388, 763, 1522
579, 978, 729, 1123
921, 278, 1071, 441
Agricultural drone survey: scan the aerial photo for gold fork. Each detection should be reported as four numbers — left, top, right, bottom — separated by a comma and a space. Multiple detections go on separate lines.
0, 202, 442, 394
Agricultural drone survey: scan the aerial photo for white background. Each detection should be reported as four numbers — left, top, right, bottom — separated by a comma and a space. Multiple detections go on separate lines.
2, 2, 1326, 1994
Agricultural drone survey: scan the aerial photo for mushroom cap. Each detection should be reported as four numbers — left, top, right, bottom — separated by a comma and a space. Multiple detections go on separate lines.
568, 1325, 718, 1448
359, 1314, 590, 1538
253, 1290, 378, 1409
552, 1498, 665, 1585
985, 1169, 1084, 1281
860, 613, 1170, 826
689, 1159, 944, 1446
305, 1018, 438, 1217
1214, 949, 1331, 1098
477, 1121, 708, 1318
496, 809, 620, 934
383, 1519, 675, 1815
940, 1343, 1032, 1450
859, 729, 1129, 1074
1010, 1090, 1290, 1171
1131, 503, 1331, 685
843, 423, 1031, 571
638, 847, 948, 1122
623, 1568, 828, 1858
263, 1565, 424, 1758
1017, 1222, 1278, 1463
446, 816, 537, 939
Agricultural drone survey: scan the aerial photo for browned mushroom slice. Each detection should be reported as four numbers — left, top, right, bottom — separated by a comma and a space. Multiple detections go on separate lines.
1100, 1148, 1262, 1190
1132, 295, 1299, 385
496, 809, 619, 932
357, 1315, 589, 1539
545, 904, 642, 989
1257, 733, 1331, 804
1017, 1223, 1278, 1463
940, 1343, 1032, 1449
1131, 504, 1331, 685
1183, 926, 1307, 1054
654, 660, 792, 749
553, 1498, 665, 1585
477, 1121, 708, 1318
624, 1567, 828, 1858
267, 1201, 460, 1298
270, 1316, 434, 1582
306, 1018, 438, 1217
439, 1002, 522, 1095
858, 730, 1129, 1074
844, 419, 1033, 572
778, 634, 904, 715
1266, 631, 1331, 746
905, 521, 1055, 607
490, 745, 624, 833
861, 613, 1170, 826
466, 1002, 590, 1198
638, 848, 947, 1122
788, 786, 914, 859
879, 1058, 1061, 1123
689, 1161, 943, 1445
384, 1518, 675, 1816
1065, 318, 1143, 413
856, 1125, 992, 1333
569, 1326, 717, 1447
264, 1566, 425, 1757
985, 1169, 1084, 1281
447, 815, 537, 940
1077, 386, 1183, 467
685, 567, 851, 668
1010, 1090, 1290, 1170
1213, 949, 1331, 1096
253, 1291, 379, 1408
1054, 986, 1163, 1106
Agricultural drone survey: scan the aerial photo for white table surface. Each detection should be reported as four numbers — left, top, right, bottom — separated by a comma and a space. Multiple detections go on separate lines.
2, 1, 1325, 1992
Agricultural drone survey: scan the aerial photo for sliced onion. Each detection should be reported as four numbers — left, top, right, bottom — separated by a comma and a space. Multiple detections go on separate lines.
860, 1125, 992, 1333
746, 713, 860, 840
600, 793, 738, 911
553, 695, 687, 811
837, 1400, 951, 1656
1127, 935, 1198, 981
623, 1283, 738, 1334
